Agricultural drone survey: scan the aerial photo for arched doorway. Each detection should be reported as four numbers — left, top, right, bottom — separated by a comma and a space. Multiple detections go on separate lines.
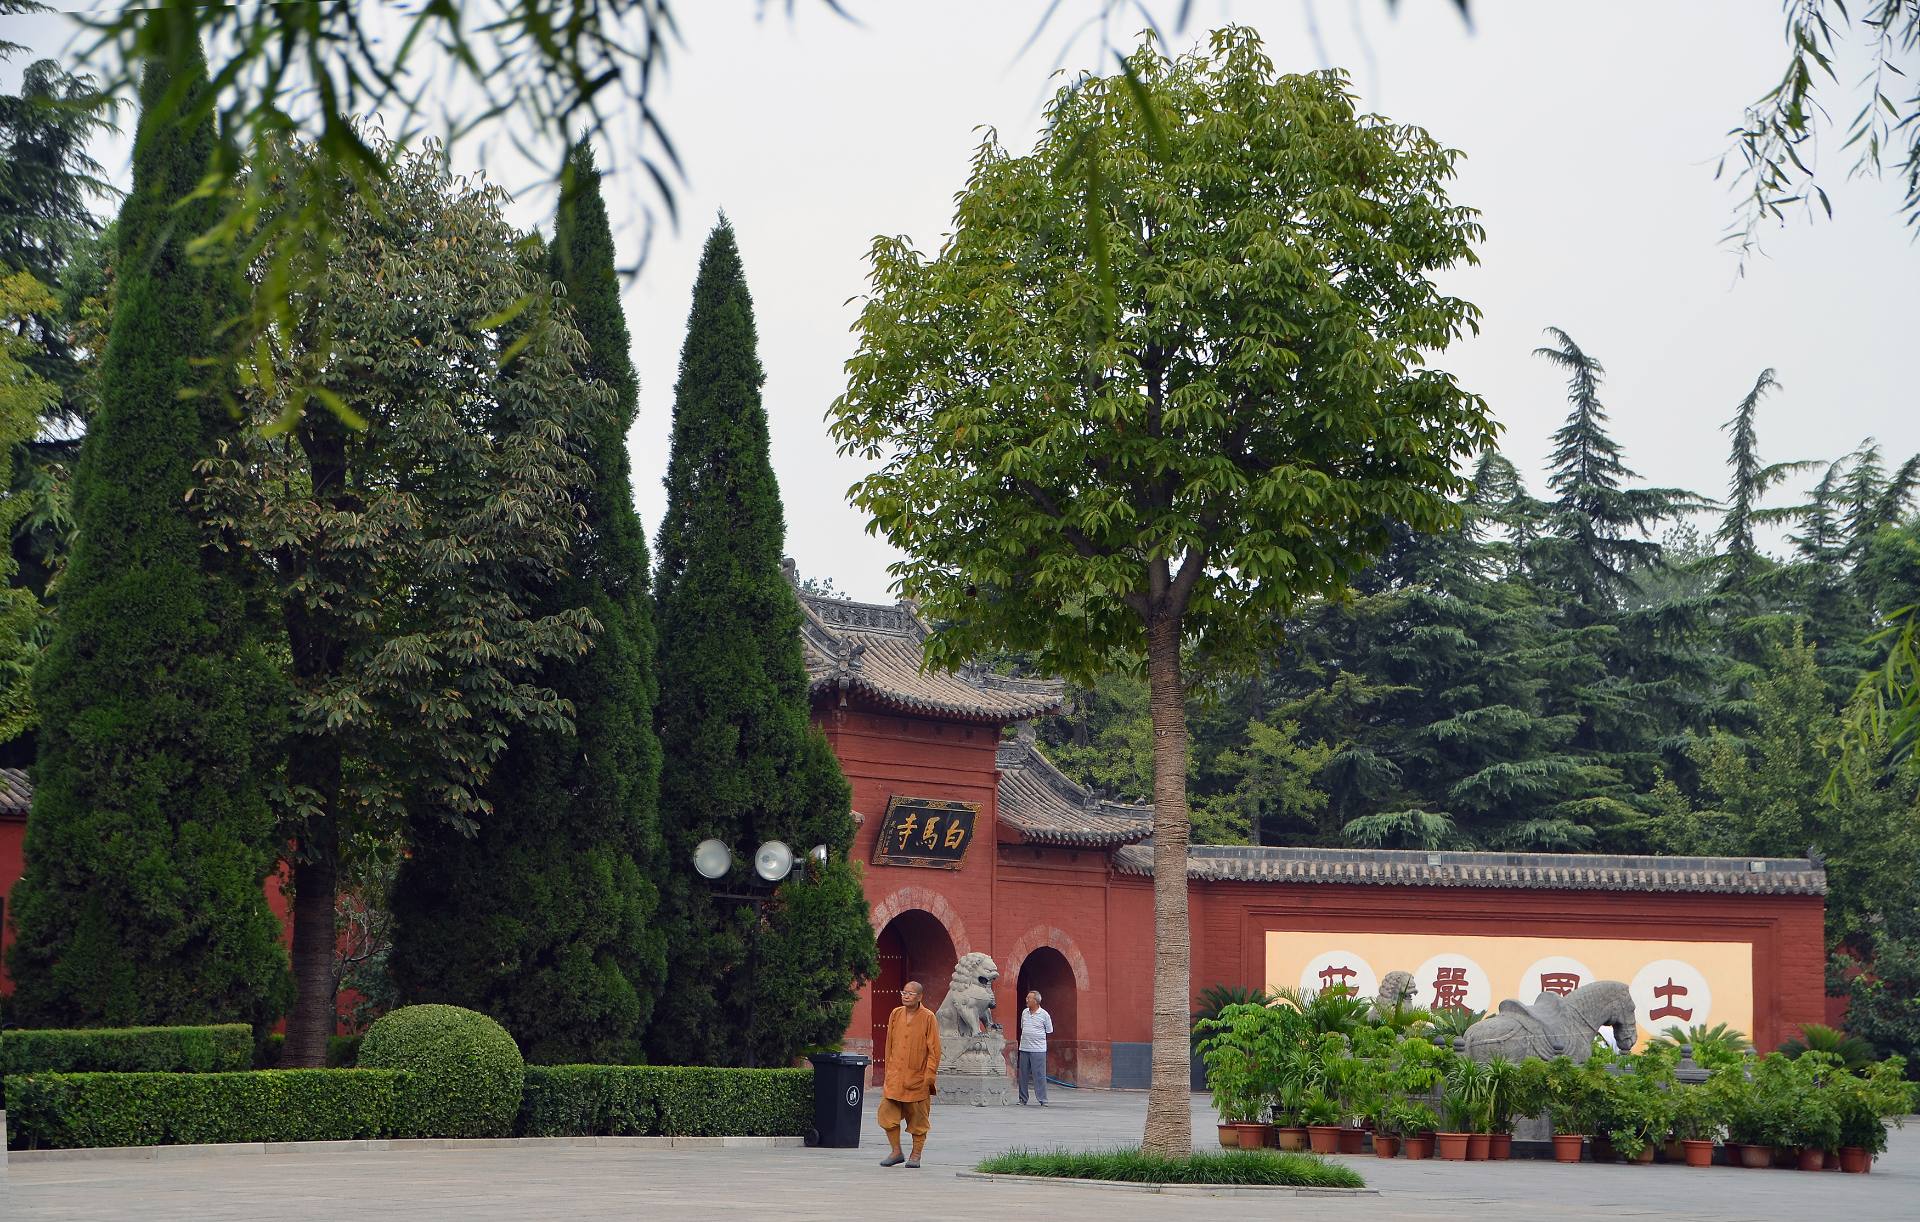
871, 910, 957, 1083
1016, 946, 1079, 1084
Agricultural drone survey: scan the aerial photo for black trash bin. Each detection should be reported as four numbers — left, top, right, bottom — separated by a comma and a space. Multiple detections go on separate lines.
805, 1052, 870, 1148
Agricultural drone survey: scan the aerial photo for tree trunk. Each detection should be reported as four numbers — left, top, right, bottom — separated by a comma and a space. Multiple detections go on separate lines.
1140, 612, 1193, 1158
280, 417, 350, 1069
281, 795, 339, 1068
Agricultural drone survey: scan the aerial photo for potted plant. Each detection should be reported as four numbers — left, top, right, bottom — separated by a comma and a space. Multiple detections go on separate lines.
1834, 1056, 1917, 1173
1269, 1040, 1317, 1151
1778, 1056, 1842, 1172
1195, 1002, 1266, 1147
1669, 1077, 1720, 1168
1302, 1086, 1343, 1155
1482, 1056, 1527, 1160
1437, 1058, 1487, 1161
1604, 1053, 1675, 1165
1397, 1102, 1440, 1160
1544, 1056, 1598, 1164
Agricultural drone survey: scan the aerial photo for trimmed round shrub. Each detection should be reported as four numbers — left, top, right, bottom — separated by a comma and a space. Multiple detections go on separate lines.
358, 1005, 525, 1138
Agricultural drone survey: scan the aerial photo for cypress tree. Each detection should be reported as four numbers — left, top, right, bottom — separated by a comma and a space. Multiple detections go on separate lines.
386, 144, 666, 1063
6, 33, 289, 1027
647, 219, 874, 1067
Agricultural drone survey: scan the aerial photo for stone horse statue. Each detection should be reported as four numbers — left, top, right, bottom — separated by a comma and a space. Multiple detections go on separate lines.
1461, 980, 1637, 1065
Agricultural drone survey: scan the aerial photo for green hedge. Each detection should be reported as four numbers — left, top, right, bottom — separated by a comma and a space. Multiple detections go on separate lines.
518, 1066, 811, 1137
359, 1005, 525, 1139
5, 1070, 407, 1150
1, 1024, 254, 1076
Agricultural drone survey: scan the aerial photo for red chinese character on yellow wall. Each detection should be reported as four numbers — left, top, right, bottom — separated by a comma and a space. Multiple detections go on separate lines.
1539, 972, 1581, 997
1648, 977, 1693, 1021
1432, 966, 1471, 1010
1318, 964, 1358, 993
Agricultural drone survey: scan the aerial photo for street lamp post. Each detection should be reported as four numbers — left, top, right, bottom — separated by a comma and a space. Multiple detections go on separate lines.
690, 837, 829, 1068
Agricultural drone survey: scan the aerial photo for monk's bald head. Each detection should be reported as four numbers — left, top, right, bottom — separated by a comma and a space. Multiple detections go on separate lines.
902, 981, 925, 1009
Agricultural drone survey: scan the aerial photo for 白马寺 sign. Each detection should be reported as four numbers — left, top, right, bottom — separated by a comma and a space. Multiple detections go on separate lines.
871, 796, 978, 869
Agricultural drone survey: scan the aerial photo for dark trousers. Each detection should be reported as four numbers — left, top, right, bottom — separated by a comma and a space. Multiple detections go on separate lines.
1017, 1049, 1048, 1103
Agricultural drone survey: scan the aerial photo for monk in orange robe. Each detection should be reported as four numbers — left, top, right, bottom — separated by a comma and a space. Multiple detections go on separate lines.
878, 979, 941, 1167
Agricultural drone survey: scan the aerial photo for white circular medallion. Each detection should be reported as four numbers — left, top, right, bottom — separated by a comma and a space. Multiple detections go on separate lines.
1515, 955, 1596, 1004
1630, 959, 1712, 1038
1412, 952, 1492, 1014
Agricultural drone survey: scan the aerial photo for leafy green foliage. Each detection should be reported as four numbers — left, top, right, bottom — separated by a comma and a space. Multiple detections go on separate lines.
975, 1146, 1365, 1188
198, 136, 605, 1064
1723, 0, 1920, 252
516, 1066, 812, 1137
6, 40, 290, 1031
829, 27, 1492, 1156
647, 219, 873, 1068
4, 1069, 406, 1150
385, 142, 667, 1066
1779, 1022, 1875, 1070
0, 1024, 252, 1077
831, 29, 1493, 685
356, 1005, 525, 1140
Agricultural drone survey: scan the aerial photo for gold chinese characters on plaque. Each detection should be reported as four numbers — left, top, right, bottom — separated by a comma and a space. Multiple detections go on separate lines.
871, 796, 978, 870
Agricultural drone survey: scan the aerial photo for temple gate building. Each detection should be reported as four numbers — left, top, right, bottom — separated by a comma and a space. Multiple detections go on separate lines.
793, 578, 1829, 1088
0, 577, 1830, 1085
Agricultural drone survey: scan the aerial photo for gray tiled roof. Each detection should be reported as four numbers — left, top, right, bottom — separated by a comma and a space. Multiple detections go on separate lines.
0, 766, 29, 815
1112, 843, 1827, 895
996, 736, 1153, 847
793, 568, 1063, 722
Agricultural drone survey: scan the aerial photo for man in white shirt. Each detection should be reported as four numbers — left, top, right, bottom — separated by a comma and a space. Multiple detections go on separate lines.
1017, 990, 1053, 1106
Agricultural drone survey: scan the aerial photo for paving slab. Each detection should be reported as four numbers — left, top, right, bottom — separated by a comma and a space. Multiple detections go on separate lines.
2, 1091, 1914, 1221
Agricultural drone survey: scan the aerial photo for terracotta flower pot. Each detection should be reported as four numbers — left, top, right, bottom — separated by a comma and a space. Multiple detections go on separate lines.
1218, 1123, 1240, 1149
1822, 1149, 1840, 1171
1739, 1143, 1774, 1169
1591, 1137, 1617, 1163
1467, 1133, 1491, 1161
1488, 1133, 1512, 1160
1838, 1146, 1871, 1174
1437, 1131, 1471, 1161
1772, 1145, 1796, 1169
1338, 1126, 1365, 1155
1236, 1122, 1275, 1150
1552, 1134, 1586, 1164
1632, 1145, 1655, 1164
1307, 1124, 1342, 1155
1682, 1139, 1714, 1168
1373, 1135, 1400, 1158
1723, 1141, 1744, 1165
1402, 1135, 1434, 1160
1796, 1147, 1826, 1172
1275, 1126, 1308, 1152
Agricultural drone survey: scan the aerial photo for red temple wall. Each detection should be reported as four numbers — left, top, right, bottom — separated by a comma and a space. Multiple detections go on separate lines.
0, 813, 23, 994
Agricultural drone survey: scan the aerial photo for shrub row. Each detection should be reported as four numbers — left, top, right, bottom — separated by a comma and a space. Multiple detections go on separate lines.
1, 1023, 254, 1077
5, 1070, 407, 1149
518, 1066, 812, 1138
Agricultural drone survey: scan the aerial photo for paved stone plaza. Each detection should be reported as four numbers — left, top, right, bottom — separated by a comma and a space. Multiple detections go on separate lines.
3, 1090, 1915, 1221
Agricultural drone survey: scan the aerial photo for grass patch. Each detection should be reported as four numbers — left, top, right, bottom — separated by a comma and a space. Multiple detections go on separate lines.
975, 1146, 1365, 1188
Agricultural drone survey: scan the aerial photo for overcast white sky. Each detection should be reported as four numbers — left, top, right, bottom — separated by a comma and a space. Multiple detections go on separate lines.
9, 2, 1917, 602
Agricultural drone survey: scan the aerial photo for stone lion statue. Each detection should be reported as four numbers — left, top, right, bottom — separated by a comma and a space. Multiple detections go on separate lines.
1373, 970, 1418, 1020
1461, 980, 1637, 1065
934, 952, 1001, 1040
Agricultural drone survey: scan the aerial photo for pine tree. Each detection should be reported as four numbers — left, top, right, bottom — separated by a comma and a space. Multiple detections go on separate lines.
5, 36, 289, 1027
385, 144, 666, 1064
647, 219, 874, 1067
1715, 369, 1810, 592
